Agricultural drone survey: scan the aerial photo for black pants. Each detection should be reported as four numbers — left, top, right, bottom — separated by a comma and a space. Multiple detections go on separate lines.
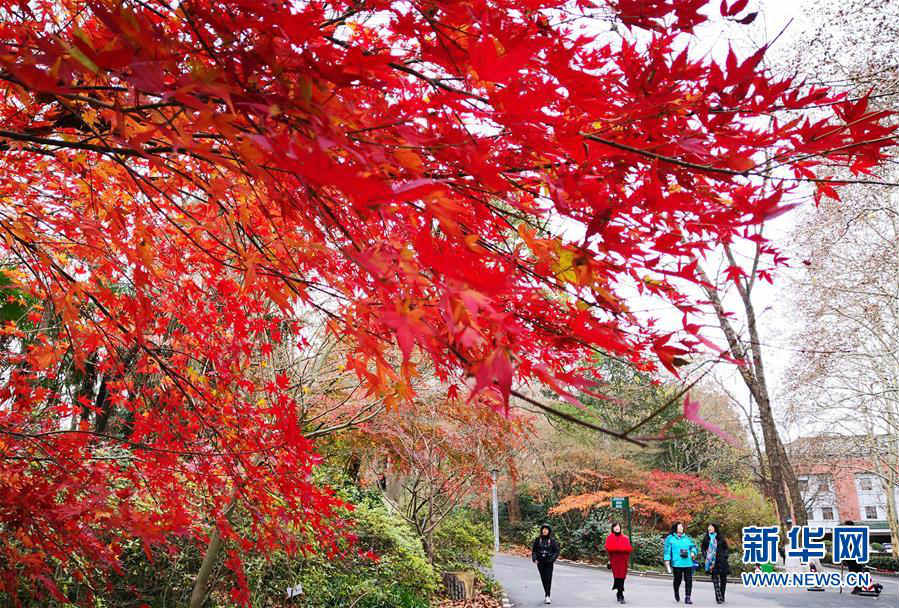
537, 561, 554, 596
847, 563, 862, 594
711, 572, 726, 602
673, 567, 693, 598
613, 577, 625, 600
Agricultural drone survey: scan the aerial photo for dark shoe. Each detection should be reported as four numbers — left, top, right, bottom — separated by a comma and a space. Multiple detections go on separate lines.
674, 593, 680, 603
685, 597, 692, 605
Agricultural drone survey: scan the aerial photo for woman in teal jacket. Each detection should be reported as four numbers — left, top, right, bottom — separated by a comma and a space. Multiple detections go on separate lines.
664, 522, 698, 604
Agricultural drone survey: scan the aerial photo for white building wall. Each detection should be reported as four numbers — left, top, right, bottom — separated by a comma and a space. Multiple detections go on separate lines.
800, 474, 840, 530
855, 473, 886, 521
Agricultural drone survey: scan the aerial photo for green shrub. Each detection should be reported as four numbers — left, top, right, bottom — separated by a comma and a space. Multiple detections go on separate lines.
867, 555, 899, 571
479, 573, 503, 598
6, 537, 204, 608
631, 533, 665, 567
431, 508, 494, 571
506, 520, 543, 546
726, 551, 753, 575
512, 492, 552, 522
553, 509, 665, 566
67, 494, 438, 608
703, 483, 777, 540
565, 510, 613, 560
519, 523, 544, 552
499, 492, 552, 545
237, 501, 436, 608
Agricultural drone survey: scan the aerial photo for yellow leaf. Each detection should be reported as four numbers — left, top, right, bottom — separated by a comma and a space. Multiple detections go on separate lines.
553, 248, 578, 284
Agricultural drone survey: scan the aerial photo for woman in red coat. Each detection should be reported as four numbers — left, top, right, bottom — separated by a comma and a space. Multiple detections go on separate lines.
605, 522, 633, 604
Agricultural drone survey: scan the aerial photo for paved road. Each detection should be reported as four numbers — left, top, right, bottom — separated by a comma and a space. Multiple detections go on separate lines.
493, 554, 899, 607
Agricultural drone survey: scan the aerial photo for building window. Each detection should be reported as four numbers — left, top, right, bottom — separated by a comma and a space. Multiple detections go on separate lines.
860, 477, 873, 491
819, 478, 831, 493
799, 479, 808, 494
865, 506, 878, 519
821, 507, 834, 520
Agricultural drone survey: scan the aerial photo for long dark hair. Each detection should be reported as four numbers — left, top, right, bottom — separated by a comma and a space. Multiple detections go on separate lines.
670, 521, 685, 535
706, 523, 727, 546
611, 521, 622, 534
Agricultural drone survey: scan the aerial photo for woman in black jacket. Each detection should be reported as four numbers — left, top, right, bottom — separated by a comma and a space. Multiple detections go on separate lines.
531, 524, 561, 604
701, 523, 729, 604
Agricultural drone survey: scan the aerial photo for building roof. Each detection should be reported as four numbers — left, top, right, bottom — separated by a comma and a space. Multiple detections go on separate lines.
786, 434, 898, 461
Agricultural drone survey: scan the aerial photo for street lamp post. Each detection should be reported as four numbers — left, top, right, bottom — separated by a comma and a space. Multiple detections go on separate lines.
491, 469, 500, 553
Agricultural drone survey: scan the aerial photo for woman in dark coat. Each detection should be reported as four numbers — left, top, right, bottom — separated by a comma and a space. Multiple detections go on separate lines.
531, 524, 560, 604
841, 520, 864, 594
701, 523, 730, 604
605, 521, 633, 604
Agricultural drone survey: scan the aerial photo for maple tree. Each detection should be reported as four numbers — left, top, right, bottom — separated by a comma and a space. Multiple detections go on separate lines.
365, 388, 525, 561
549, 460, 729, 528
0, 0, 895, 603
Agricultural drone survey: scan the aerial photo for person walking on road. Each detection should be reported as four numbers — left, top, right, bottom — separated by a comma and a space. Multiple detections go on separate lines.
605, 521, 633, 604
701, 523, 730, 604
531, 524, 560, 604
665, 522, 698, 604
841, 520, 865, 594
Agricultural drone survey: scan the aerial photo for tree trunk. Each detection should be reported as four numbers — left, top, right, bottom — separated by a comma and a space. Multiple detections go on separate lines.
422, 528, 435, 564
871, 431, 899, 558
345, 452, 362, 483
507, 477, 521, 523
443, 571, 475, 600
189, 499, 236, 608
754, 393, 792, 528
778, 439, 808, 526
894, 439, 899, 559
885, 414, 899, 558
884, 469, 899, 558
76, 351, 99, 423
699, 250, 807, 528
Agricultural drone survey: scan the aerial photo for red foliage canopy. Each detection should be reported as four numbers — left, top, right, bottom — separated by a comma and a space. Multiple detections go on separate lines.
0, 0, 893, 601
550, 465, 729, 527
